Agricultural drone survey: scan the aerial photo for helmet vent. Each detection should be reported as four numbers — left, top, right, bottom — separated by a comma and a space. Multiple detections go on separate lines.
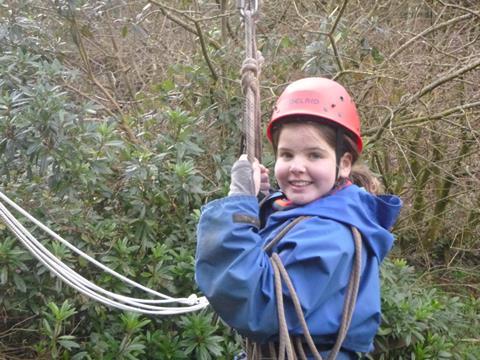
331, 103, 336, 108
340, 96, 344, 101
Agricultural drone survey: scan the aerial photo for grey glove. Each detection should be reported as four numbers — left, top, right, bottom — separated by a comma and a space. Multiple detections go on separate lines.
228, 157, 255, 196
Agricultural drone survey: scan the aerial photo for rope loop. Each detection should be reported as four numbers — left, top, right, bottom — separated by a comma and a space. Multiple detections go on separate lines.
0, 190, 209, 315
237, 0, 260, 17
241, 57, 259, 95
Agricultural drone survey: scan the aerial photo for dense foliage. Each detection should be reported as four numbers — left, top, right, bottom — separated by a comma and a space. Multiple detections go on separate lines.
1, 0, 478, 359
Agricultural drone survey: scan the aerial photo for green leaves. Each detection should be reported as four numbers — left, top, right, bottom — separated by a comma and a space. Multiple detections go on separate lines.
376, 259, 480, 358
180, 312, 224, 360
46, 300, 77, 323
39, 300, 79, 358
58, 335, 81, 351
1, 2, 478, 360
0, 238, 30, 293
120, 312, 151, 334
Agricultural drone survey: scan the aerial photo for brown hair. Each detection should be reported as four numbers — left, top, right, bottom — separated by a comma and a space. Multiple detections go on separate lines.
270, 117, 383, 195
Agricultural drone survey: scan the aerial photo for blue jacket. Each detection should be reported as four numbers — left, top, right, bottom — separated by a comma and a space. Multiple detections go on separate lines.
195, 184, 402, 353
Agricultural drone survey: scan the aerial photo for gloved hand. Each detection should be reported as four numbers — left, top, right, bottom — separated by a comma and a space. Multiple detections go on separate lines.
229, 155, 269, 196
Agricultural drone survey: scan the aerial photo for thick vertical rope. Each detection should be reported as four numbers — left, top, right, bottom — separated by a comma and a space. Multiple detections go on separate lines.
272, 256, 295, 360
238, 0, 263, 163
272, 253, 322, 360
327, 227, 363, 360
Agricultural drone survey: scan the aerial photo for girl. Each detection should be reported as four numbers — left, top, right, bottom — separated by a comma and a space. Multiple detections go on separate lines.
195, 78, 402, 359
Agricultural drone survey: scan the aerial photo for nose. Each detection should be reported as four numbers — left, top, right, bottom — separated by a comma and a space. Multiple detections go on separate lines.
289, 159, 306, 174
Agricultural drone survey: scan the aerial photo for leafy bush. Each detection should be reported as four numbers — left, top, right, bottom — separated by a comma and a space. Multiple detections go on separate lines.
1, 1, 479, 359
0, 4, 242, 358
374, 259, 480, 359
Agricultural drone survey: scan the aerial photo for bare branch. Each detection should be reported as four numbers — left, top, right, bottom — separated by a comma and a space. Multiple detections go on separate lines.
328, 0, 349, 71
194, 20, 218, 82
437, 0, 480, 20
364, 101, 480, 135
148, 0, 222, 50
399, 101, 480, 127
411, 58, 480, 100
367, 57, 480, 144
386, 13, 472, 62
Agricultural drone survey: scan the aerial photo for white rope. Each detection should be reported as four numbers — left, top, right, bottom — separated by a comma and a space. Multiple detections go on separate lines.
0, 190, 209, 315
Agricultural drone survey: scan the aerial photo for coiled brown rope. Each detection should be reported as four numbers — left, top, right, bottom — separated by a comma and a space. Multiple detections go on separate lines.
328, 227, 362, 359
272, 254, 295, 360
247, 217, 363, 359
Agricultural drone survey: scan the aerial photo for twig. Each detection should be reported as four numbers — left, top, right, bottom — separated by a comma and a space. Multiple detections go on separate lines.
292, 0, 308, 23
62, 82, 117, 117
410, 57, 480, 100
0, 315, 37, 338
148, 0, 222, 50
328, 0, 349, 72
434, 283, 479, 292
67, 8, 139, 144
364, 101, 480, 135
459, 338, 480, 343
366, 105, 400, 145
367, 57, 480, 145
143, 2, 235, 23
149, 0, 219, 82
450, 247, 480, 253
437, 0, 480, 20
194, 20, 218, 82
106, 16, 137, 103
387, 13, 472, 61
333, 69, 376, 80
330, 0, 348, 35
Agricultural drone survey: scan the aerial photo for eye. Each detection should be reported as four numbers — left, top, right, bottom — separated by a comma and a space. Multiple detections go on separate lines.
278, 151, 293, 160
308, 152, 322, 160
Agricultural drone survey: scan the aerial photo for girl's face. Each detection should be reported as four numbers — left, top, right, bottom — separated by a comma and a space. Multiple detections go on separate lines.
274, 123, 352, 205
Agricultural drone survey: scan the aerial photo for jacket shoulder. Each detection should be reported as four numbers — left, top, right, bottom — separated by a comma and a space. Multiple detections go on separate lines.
274, 215, 356, 258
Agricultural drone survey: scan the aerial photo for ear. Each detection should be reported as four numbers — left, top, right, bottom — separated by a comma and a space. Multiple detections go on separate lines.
338, 152, 352, 178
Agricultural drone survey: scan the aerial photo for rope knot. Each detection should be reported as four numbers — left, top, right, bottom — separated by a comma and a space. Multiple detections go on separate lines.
241, 57, 259, 95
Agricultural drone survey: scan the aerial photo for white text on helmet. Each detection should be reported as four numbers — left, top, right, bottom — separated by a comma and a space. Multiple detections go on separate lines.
288, 98, 320, 105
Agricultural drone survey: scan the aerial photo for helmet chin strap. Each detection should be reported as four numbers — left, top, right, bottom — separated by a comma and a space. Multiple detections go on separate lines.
335, 127, 344, 181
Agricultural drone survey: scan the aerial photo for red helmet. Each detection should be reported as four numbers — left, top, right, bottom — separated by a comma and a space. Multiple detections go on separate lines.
266, 77, 363, 152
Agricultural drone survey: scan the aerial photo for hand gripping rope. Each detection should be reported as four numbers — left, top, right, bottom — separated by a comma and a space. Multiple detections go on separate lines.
0, 190, 208, 315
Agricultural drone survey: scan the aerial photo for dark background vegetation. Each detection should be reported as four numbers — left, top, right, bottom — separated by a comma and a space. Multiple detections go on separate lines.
0, 0, 479, 359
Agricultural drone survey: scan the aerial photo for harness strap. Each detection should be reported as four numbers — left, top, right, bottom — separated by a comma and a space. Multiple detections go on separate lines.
247, 217, 363, 360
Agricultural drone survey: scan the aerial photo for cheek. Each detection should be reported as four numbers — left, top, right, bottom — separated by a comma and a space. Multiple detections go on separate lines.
274, 161, 285, 183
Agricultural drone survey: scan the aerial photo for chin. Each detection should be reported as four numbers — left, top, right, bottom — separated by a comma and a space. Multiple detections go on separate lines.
287, 194, 316, 205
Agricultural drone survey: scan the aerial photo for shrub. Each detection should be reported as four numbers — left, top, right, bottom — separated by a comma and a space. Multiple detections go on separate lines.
374, 259, 480, 359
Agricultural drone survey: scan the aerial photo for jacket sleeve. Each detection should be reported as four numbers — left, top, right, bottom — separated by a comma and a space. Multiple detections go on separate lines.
195, 195, 355, 342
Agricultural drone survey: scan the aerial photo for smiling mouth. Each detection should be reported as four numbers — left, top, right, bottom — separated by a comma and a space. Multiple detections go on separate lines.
288, 180, 312, 187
